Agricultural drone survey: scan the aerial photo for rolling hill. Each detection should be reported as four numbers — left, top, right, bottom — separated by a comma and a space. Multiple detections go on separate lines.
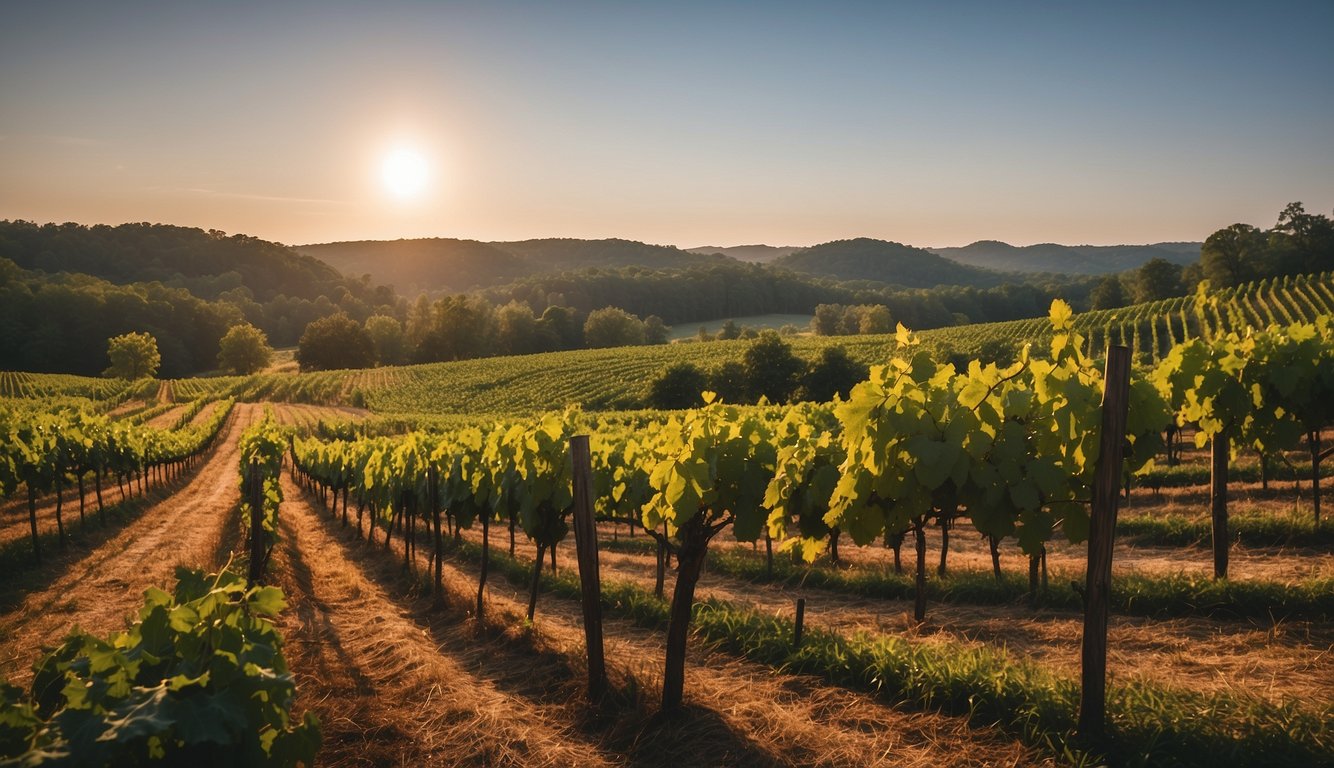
771, 238, 1007, 288
930, 240, 1200, 275
297, 237, 724, 295
685, 244, 801, 263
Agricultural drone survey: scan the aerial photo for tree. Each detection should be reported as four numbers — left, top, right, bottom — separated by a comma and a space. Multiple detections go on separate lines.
717, 319, 741, 341
494, 301, 541, 356
743, 330, 805, 403
104, 332, 160, 379
811, 304, 844, 336
537, 305, 583, 350
405, 294, 434, 348
1270, 202, 1334, 276
648, 363, 710, 409
216, 323, 272, 374
799, 346, 865, 402
583, 307, 645, 348
296, 313, 374, 371
709, 361, 748, 403
415, 296, 496, 362
1089, 275, 1128, 310
1201, 223, 1266, 288
643, 315, 670, 345
858, 305, 893, 334
364, 315, 408, 365
1131, 258, 1185, 303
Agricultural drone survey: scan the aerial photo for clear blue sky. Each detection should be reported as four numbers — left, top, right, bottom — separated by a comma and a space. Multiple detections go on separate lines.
1, 1, 1331, 248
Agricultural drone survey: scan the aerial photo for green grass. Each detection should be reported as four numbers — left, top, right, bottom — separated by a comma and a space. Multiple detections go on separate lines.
601, 527, 1334, 620
446, 538, 1333, 768
699, 549, 1334, 621
1118, 508, 1334, 548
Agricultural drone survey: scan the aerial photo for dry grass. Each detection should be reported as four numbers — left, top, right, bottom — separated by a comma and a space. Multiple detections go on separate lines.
0, 404, 257, 684
287, 479, 1051, 767
578, 542, 1334, 710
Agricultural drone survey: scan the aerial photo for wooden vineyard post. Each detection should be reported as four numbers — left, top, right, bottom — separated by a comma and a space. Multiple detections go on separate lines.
569, 435, 606, 702
247, 460, 265, 586
793, 598, 806, 650
1078, 345, 1130, 741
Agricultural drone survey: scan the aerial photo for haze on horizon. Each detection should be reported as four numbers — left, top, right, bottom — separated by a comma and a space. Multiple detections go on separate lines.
1, 1, 1332, 251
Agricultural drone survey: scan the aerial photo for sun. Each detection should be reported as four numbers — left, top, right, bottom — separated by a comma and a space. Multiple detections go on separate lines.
380, 146, 430, 199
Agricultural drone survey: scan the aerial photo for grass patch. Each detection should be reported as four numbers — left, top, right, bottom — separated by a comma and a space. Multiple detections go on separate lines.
1119, 509, 1334, 549
447, 539, 1334, 768
1138, 460, 1334, 489
705, 549, 1334, 621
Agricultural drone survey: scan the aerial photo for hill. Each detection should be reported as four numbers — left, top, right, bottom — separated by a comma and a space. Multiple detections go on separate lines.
297, 237, 723, 295
294, 238, 529, 295
0, 221, 401, 375
685, 244, 801, 263
772, 238, 1006, 288
931, 240, 1200, 275
0, 220, 372, 305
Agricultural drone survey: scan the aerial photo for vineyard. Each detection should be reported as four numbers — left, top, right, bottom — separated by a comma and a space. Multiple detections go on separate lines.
268, 306, 1331, 765
927, 271, 1334, 366
2, 291, 1333, 765
212, 271, 1334, 416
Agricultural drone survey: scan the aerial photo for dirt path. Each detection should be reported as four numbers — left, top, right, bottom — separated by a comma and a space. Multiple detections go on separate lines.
0, 404, 258, 682
574, 539, 1334, 710
712, 524, 1334, 586
272, 473, 623, 767
286, 482, 1049, 767
0, 476, 133, 552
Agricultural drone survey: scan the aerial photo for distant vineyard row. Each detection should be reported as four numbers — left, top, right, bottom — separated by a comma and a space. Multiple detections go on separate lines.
925, 271, 1334, 366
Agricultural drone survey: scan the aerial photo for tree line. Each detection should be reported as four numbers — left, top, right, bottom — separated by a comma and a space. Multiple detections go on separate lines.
1089, 202, 1334, 311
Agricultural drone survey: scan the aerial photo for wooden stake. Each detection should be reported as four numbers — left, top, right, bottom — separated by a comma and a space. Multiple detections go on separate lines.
247, 460, 265, 586
1078, 345, 1130, 741
794, 598, 806, 650
570, 435, 606, 701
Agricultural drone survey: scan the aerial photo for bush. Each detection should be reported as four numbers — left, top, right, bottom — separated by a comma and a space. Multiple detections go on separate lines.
649, 362, 710, 409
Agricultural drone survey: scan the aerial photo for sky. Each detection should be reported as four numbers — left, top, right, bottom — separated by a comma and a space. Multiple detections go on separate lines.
2, 1, 1332, 249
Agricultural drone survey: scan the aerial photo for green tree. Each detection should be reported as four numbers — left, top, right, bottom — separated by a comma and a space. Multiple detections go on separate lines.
709, 360, 748, 403
104, 332, 160, 379
743, 330, 805, 403
296, 313, 374, 371
583, 306, 645, 348
415, 296, 497, 362
364, 314, 408, 365
1270, 202, 1334, 275
217, 323, 273, 374
643, 315, 670, 345
1201, 223, 1266, 288
811, 304, 844, 336
648, 362, 710, 409
858, 305, 893, 334
1089, 275, 1128, 310
799, 346, 866, 402
1132, 258, 1185, 303
537, 305, 583, 350
494, 301, 541, 356
717, 319, 741, 341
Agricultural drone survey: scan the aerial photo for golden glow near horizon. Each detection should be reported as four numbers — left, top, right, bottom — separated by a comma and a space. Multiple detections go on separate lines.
380, 146, 431, 200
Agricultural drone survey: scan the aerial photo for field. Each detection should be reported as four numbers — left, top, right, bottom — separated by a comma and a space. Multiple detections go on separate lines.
3, 285, 1333, 767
